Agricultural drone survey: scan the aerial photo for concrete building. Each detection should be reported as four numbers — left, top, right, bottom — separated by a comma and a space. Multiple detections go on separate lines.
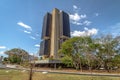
40, 8, 70, 59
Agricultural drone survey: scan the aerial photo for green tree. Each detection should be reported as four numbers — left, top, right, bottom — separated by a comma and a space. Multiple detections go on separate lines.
59, 37, 83, 71
112, 55, 120, 68
59, 37, 95, 71
96, 35, 120, 72
80, 37, 100, 71
9, 54, 21, 64
5, 48, 29, 64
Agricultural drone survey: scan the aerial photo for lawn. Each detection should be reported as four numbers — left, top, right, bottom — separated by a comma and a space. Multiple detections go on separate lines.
0, 69, 120, 80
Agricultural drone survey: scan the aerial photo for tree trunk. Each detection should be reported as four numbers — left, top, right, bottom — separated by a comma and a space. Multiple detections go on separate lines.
104, 62, 110, 72
29, 64, 33, 80
79, 62, 83, 72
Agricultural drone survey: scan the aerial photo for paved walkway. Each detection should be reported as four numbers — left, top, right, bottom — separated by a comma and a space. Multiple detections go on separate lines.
34, 69, 120, 77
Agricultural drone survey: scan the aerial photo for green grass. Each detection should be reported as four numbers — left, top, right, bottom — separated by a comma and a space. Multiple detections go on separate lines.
0, 69, 120, 80
0, 69, 28, 80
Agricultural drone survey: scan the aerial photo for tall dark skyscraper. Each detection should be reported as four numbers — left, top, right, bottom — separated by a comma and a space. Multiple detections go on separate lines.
40, 8, 70, 59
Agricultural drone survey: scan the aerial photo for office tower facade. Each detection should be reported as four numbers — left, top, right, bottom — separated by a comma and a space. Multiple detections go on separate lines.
40, 8, 70, 59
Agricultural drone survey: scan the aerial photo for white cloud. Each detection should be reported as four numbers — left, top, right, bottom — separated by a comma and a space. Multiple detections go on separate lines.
71, 21, 82, 25
24, 30, 31, 34
69, 13, 87, 21
73, 5, 81, 12
0, 46, 6, 49
71, 27, 98, 37
69, 13, 81, 21
34, 44, 40, 47
69, 13, 87, 25
86, 28, 98, 36
83, 20, 92, 26
30, 36, 36, 40
69, 13, 81, 25
73, 5, 78, 9
17, 22, 32, 31
70, 5, 92, 26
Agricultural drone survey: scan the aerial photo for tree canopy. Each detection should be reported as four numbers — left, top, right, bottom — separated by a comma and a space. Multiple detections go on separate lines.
59, 35, 120, 72
4, 48, 29, 64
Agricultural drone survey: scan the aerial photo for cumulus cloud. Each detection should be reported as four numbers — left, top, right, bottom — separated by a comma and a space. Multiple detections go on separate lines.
17, 22, 32, 31
70, 13, 87, 21
70, 5, 92, 26
24, 30, 31, 34
71, 27, 98, 37
69, 13, 81, 21
0, 46, 6, 49
34, 44, 40, 47
30, 36, 36, 40
69, 13, 87, 25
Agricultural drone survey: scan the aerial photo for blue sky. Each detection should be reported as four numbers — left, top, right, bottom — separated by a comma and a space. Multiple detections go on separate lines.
0, 0, 120, 56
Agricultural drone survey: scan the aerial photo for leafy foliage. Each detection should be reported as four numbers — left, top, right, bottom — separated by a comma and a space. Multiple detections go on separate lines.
4, 48, 29, 64
59, 35, 120, 72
